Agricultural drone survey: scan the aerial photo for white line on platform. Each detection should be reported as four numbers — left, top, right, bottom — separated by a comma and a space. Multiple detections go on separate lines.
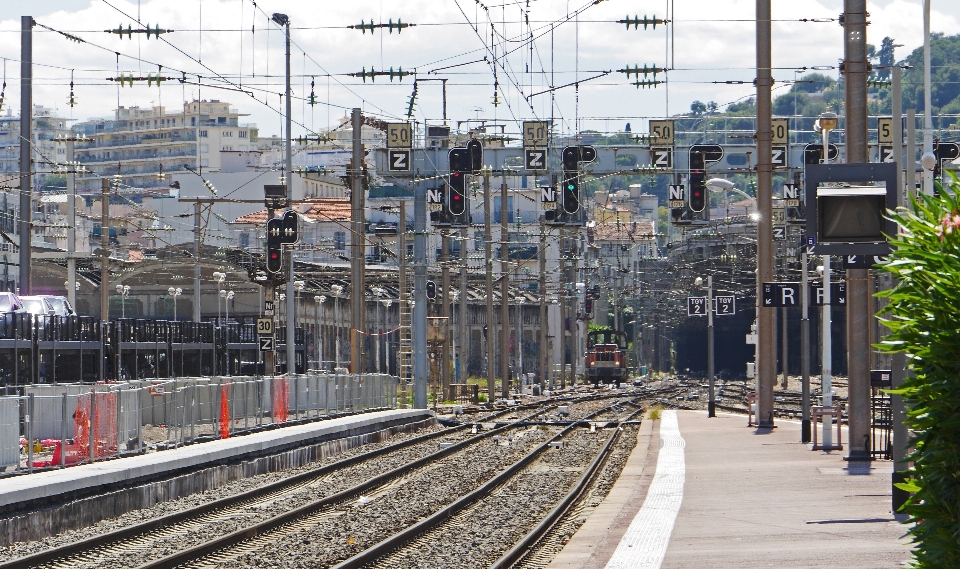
604, 410, 685, 569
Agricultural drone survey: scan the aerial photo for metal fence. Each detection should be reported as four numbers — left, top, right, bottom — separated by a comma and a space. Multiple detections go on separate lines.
0, 373, 400, 474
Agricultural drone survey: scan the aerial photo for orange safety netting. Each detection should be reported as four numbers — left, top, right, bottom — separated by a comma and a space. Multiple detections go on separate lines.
219, 384, 231, 439
273, 376, 289, 424
73, 392, 118, 460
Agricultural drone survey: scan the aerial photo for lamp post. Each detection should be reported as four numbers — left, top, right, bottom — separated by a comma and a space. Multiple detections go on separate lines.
330, 285, 343, 370
381, 298, 392, 375
115, 284, 130, 319
451, 290, 460, 382
517, 296, 525, 388
372, 287, 385, 374
213, 272, 226, 324
695, 276, 715, 417
314, 295, 326, 370
168, 287, 182, 321
814, 111, 838, 448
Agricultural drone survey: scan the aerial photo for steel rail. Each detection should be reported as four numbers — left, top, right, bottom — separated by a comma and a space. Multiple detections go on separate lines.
132, 403, 564, 569
489, 407, 644, 569
327, 402, 634, 569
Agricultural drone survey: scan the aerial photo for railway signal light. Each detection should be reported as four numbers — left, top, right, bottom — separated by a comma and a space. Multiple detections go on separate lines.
688, 145, 724, 215
266, 217, 283, 274
447, 148, 470, 221
559, 145, 597, 217
426, 280, 437, 301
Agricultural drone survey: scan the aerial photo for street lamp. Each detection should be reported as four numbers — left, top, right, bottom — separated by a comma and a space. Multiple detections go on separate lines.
219, 289, 235, 323
372, 287, 385, 374
695, 276, 716, 417
314, 295, 326, 370
115, 284, 130, 319
814, 111, 838, 449
451, 290, 460, 382
330, 284, 343, 370
167, 287, 182, 321
213, 272, 226, 324
378, 298, 393, 373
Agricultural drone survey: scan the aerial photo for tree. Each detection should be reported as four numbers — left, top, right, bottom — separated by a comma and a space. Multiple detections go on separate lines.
690, 100, 707, 116
726, 97, 756, 115
880, 176, 960, 567
706, 101, 718, 115
901, 33, 960, 114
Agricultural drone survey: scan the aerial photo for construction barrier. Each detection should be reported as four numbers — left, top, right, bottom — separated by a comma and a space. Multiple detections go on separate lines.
0, 372, 400, 474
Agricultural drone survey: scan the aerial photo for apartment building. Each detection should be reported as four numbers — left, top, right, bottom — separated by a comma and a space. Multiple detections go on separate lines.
0, 105, 73, 182
72, 100, 255, 189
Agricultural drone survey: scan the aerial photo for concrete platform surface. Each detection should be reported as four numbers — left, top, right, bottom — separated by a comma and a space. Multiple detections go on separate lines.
551, 410, 912, 569
0, 409, 433, 510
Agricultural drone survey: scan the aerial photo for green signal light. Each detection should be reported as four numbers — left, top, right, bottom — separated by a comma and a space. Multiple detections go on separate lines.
567, 184, 575, 190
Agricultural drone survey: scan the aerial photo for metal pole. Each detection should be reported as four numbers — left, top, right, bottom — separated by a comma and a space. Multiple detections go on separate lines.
484, 171, 495, 402
539, 221, 548, 391
459, 227, 468, 384
19, 16, 33, 296
844, 0, 872, 461
413, 170, 427, 408
708, 275, 715, 417
399, 200, 408, 380
441, 231, 451, 396
801, 248, 811, 443
755, 0, 775, 427
907, 108, 916, 200
100, 179, 109, 324
285, 22, 296, 378
822, 256, 833, 447
67, 140, 76, 309
500, 177, 509, 399
891, 65, 910, 511
781, 305, 788, 389
350, 108, 366, 374
194, 203, 201, 322
922, 0, 933, 196
559, 229, 567, 389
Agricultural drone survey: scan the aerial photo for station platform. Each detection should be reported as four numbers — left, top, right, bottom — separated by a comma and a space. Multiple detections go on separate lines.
0, 408, 433, 519
549, 410, 912, 569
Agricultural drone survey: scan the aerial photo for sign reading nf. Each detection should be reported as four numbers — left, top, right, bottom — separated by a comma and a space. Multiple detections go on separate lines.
668, 184, 685, 209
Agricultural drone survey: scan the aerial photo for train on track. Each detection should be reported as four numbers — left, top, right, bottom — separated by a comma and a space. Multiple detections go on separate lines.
585, 329, 628, 387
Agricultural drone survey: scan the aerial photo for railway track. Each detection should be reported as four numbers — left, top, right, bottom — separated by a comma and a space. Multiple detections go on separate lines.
324, 402, 641, 569
1, 396, 632, 569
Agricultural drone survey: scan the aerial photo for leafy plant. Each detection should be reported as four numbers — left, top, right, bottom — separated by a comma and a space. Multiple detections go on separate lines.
878, 175, 960, 567
648, 405, 662, 421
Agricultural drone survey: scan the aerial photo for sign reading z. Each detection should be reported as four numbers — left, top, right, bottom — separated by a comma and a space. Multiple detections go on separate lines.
388, 149, 411, 171
651, 147, 672, 169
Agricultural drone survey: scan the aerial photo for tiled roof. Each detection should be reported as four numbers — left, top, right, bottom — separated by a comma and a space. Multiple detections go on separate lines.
234, 198, 351, 225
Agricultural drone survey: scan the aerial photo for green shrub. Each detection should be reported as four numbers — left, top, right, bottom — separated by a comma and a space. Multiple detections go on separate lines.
878, 177, 960, 567
648, 405, 662, 421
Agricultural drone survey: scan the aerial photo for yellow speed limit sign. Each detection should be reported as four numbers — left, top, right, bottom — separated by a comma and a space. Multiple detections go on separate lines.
256, 317, 274, 336
772, 118, 789, 144
649, 120, 674, 146
386, 123, 412, 148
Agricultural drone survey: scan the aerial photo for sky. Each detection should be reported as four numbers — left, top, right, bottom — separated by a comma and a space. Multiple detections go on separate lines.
0, 0, 957, 139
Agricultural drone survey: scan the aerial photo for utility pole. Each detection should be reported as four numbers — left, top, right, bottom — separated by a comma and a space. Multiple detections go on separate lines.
441, 230, 451, 397
283, 15, 296, 378
100, 179, 109, 322
19, 16, 33, 296
194, 202, 202, 322
66, 139, 76, 309
755, 0, 776, 428
707, 275, 715, 417
350, 108, 366, 375
413, 168, 428, 408
801, 244, 811, 443
559, 229, 567, 389
843, 0, 872, 461
922, 0, 933, 196
500, 177, 510, 399
539, 221, 548, 391
891, 65, 909, 510
399, 200, 408, 383
483, 170, 495, 402
459, 227, 468, 384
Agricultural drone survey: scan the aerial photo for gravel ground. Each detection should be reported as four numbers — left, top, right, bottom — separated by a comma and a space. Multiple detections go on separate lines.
0, 424, 447, 564
209, 425, 556, 569
0, 399, 618, 569
370, 426, 609, 569
517, 424, 641, 569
